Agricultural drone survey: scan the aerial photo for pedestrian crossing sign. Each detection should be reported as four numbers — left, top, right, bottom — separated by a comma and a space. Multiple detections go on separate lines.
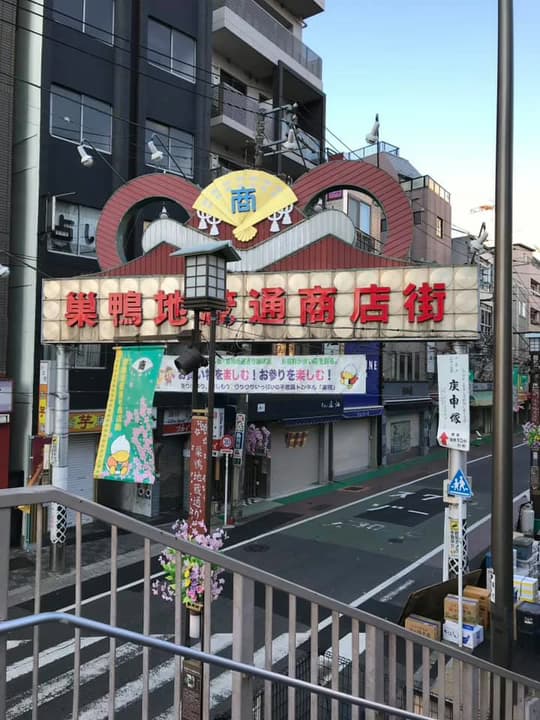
448, 469, 473, 498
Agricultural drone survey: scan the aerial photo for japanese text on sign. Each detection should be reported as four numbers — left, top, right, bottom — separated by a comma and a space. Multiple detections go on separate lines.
189, 414, 208, 525
62, 282, 446, 330
437, 354, 470, 451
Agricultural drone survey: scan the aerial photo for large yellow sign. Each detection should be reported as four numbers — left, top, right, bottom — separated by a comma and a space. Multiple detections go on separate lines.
192, 170, 297, 243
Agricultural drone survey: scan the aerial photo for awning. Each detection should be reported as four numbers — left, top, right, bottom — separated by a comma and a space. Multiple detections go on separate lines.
343, 405, 384, 419
470, 391, 493, 407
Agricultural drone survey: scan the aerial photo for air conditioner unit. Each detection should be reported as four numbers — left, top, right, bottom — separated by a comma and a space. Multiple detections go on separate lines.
211, 65, 220, 86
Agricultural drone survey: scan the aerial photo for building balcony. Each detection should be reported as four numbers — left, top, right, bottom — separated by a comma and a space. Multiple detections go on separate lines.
278, 0, 325, 19
211, 83, 259, 146
213, 0, 322, 86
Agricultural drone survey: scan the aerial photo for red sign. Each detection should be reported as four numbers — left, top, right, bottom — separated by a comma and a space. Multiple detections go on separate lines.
188, 414, 208, 525
61, 282, 446, 330
221, 434, 234, 450
162, 421, 191, 436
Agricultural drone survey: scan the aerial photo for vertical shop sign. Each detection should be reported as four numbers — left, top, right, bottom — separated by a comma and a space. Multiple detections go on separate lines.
437, 354, 470, 451
94, 346, 164, 483
189, 412, 208, 525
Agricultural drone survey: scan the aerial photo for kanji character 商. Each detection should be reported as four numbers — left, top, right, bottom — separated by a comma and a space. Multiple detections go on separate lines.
299, 286, 337, 325
350, 284, 391, 323
65, 291, 98, 328
154, 290, 188, 327
108, 291, 143, 327
403, 282, 446, 323
248, 287, 286, 325
231, 186, 256, 213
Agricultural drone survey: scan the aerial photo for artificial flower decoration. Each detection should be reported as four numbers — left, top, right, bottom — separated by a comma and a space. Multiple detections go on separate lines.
523, 422, 540, 450
152, 520, 226, 611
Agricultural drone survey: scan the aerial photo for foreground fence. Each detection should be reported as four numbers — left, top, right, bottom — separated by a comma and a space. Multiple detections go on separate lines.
1, 486, 539, 719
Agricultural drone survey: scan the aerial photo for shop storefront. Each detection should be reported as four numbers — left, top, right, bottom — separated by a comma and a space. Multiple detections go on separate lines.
382, 383, 432, 463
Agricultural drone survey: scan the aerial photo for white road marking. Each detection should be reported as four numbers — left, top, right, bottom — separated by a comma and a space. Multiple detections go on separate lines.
7, 635, 106, 682
210, 631, 311, 708
53, 444, 526, 613
7, 639, 31, 650
6, 641, 140, 719
323, 631, 367, 660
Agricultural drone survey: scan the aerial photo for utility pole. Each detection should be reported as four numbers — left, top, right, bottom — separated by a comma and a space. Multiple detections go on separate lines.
491, 0, 514, 670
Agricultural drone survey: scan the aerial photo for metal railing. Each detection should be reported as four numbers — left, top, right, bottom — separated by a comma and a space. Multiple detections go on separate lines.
213, 0, 323, 78
2, 486, 540, 719
211, 83, 259, 134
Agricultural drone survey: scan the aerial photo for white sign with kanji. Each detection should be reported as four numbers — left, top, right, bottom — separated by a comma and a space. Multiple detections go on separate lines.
437, 354, 470, 451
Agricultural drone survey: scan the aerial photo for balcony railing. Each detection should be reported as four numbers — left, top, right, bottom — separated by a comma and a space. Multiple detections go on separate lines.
213, 0, 323, 78
211, 83, 259, 134
2, 486, 540, 719
346, 141, 400, 160
400, 175, 451, 203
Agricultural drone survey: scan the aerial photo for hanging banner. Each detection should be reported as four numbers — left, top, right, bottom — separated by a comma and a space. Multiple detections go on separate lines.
437, 354, 470, 451
94, 346, 164, 483
157, 355, 368, 395
189, 412, 208, 525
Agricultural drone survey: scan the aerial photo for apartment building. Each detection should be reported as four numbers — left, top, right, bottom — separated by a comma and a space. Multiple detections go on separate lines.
210, 0, 325, 179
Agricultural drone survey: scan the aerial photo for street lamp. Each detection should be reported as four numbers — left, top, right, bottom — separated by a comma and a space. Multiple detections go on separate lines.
171, 242, 240, 528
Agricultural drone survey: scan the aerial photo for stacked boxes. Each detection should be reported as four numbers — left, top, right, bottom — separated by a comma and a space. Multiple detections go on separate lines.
442, 593, 484, 649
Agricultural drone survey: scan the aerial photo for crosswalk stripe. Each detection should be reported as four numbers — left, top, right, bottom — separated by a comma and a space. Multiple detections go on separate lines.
72, 633, 233, 720
6, 641, 141, 720
7, 635, 106, 682
210, 631, 311, 709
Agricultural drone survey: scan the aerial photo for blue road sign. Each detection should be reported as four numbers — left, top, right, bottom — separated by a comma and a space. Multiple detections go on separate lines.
448, 469, 473, 498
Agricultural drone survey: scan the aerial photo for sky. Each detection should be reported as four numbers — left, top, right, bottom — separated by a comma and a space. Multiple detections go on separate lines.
304, 0, 540, 247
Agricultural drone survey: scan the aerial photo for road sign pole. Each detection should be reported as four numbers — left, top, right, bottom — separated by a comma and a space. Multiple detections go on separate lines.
224, 451, 230, 527
458, 495, 464, 648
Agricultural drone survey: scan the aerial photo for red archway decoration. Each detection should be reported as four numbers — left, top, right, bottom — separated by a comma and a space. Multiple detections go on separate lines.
292, 160, 414, 259
95, 173, 199, 271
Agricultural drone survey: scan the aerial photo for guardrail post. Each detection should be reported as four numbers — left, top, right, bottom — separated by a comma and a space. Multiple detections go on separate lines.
231, 572, 255, 720
0, 507, 11, 717
365, 626, 384, 720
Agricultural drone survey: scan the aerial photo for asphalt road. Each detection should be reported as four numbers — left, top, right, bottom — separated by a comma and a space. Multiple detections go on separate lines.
4, 443, 530, 718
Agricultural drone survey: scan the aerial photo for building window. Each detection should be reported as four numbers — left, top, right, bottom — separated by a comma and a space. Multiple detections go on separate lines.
479, 264, 493, 290
519, 300, 527, 318
145, 120, 194, 178
50, 85, 112, 153
386, 351, 425, 381
48, 201, 99, 258
72, 344, 105, 368
532, 279, 540, 296
380, 217, 387, 233
413, 210, 423, 225
531, 308, 540, 326
220, 70, 247, 95
147, 18, 196, 83
348, 198, 371, 235
436, 216, 443, 238
52, 0, 114, 44
480, 305, 492, 335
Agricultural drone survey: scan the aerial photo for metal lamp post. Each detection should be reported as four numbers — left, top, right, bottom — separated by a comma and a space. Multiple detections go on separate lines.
172, 242, 240, 529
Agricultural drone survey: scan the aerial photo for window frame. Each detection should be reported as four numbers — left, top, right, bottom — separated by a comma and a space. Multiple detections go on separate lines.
145, 119, 194, 178
48, 200, 100, 259
435, 216, 443, 238
147, 18, 196, 83
50, 85, 113, 154
72, 343, 106, 369
52, 0, 115, 45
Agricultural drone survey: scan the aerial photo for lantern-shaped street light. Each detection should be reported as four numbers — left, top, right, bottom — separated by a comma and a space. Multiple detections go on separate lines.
172, 242, 240, 528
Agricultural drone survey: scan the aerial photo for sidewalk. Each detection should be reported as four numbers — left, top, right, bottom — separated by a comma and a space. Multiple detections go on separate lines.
8, 435, 506, 608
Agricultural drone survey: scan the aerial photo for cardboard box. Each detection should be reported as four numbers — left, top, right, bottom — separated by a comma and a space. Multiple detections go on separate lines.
521, 577, 538, 602
443, 620, 484, 649
405, 614, 441, 641
444, 594, 480, 625
464, 585, 490, 628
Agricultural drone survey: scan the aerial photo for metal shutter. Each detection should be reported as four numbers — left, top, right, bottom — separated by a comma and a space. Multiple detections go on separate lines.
66, 435, 97, 526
